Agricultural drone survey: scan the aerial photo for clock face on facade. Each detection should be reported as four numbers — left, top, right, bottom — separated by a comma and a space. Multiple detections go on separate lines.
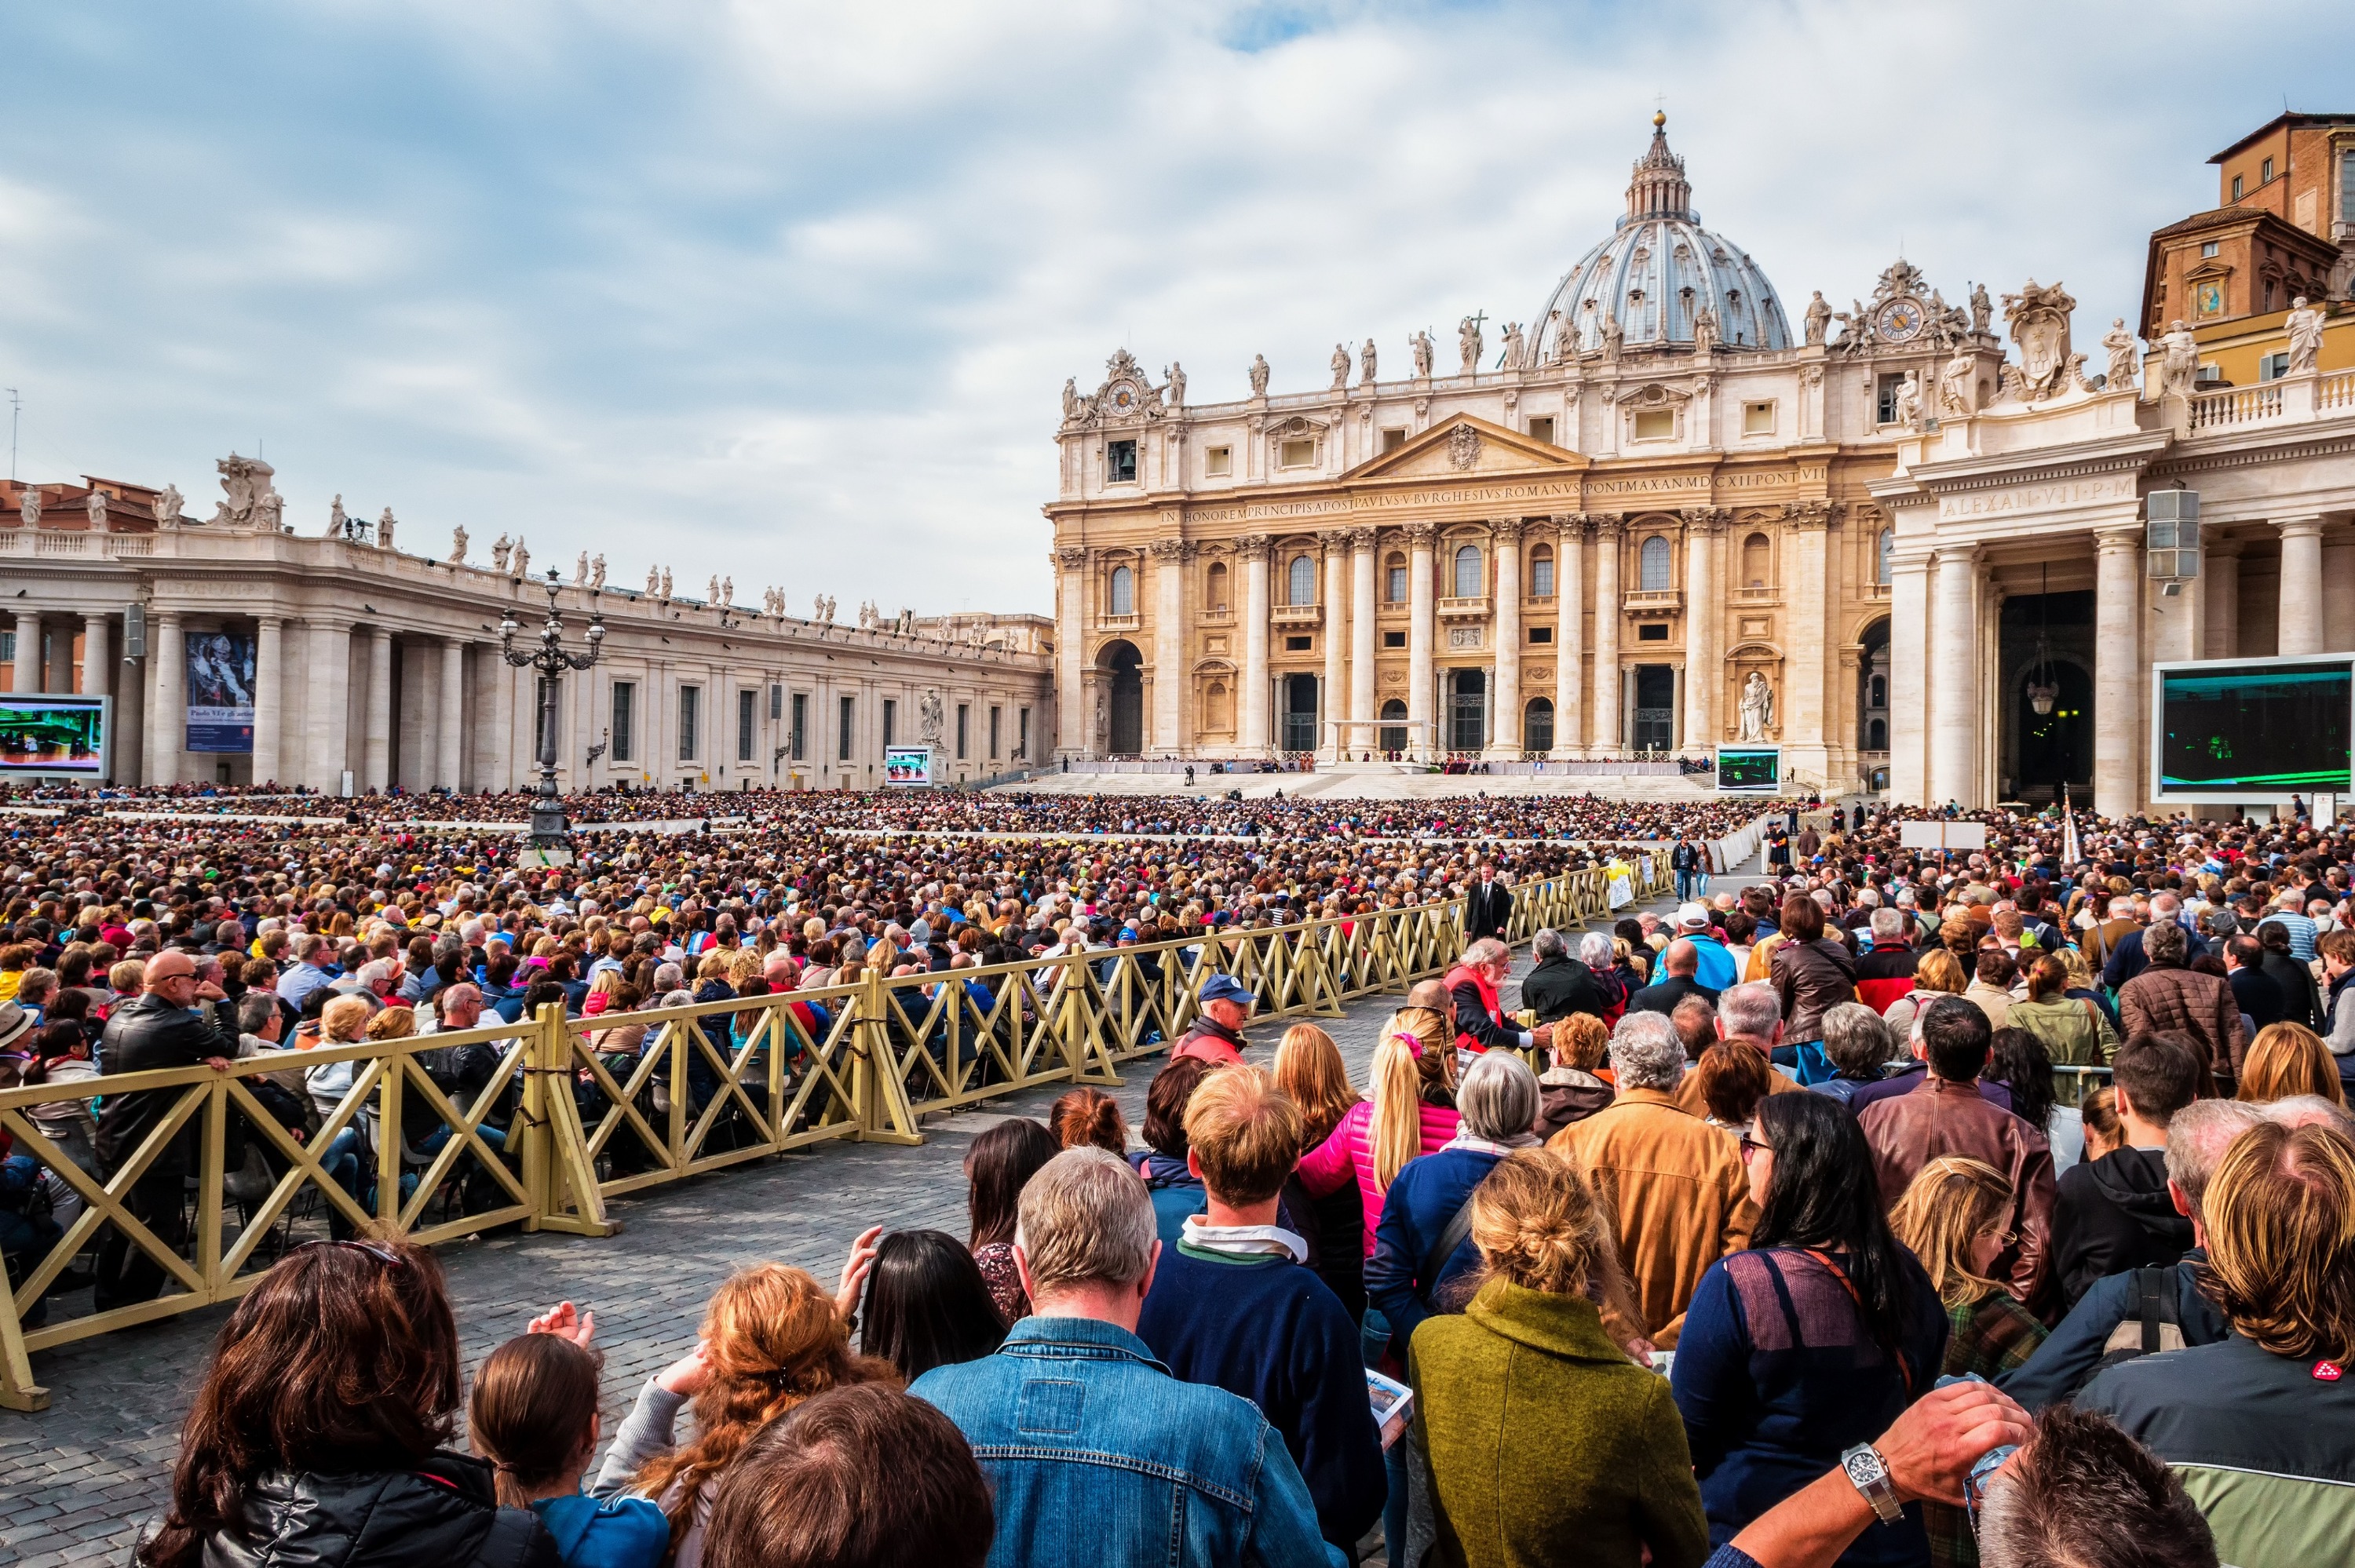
1108, 382, 1139, 414
1874, 297, 1925, 342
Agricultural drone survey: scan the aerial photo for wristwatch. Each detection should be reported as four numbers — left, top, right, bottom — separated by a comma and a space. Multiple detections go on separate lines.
1840, 1443, 1903, 1524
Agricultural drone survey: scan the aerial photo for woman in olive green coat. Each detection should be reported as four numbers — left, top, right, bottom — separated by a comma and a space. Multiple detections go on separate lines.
2006, 954, 2116, 1066
1408, 1147, 1711, 1568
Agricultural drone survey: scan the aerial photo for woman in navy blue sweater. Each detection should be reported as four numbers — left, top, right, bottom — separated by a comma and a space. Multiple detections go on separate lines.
1671, 1092, 1947, 1567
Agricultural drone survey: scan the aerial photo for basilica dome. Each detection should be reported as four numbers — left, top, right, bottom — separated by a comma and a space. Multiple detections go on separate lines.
1534, 115, 1792, 357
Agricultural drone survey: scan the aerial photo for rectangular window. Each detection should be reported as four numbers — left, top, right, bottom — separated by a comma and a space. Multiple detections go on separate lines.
1528, 416, 1554, 445
791, 693, 808, 761
1284, 635, 1312, 652
1383, 629, 1407, 648
838, 696, 854, 760
1205, 445, 1233, 477
1018, 706, 1031, 758
1387, 564, 1408, 602
737, 687, 756, 762
1531, 555, 1555, 598
1529, 625, 1553, 644
1876, 372, 1906, 425
2261, 156, 2274, 184
769, 682, 783, 721
882, 698, 897, 749
956, 703, 969, 759
610, 681, 635, 763
989, 706, 1001, 759
1105, 439, 1137, 483
1742, 399, 1775, 436
1633, 409, 1674, 440
0, 632, 11, 665
2200, 240, 2220, 257
1638, 622, 1670, 642
1381, 427, 1407, 452
2260, 352, 2291, 381
2232, 174, 2244, 200
677, 685, 700, 761
1279, 438, 1316, 468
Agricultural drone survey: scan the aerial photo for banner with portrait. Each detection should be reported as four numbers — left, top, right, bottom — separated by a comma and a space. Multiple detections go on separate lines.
184, 630, 257, 753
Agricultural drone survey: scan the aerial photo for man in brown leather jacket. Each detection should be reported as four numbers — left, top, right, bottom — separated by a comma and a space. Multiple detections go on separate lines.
2116, 919, 2247, 1081
1858, 996, 2056, 1306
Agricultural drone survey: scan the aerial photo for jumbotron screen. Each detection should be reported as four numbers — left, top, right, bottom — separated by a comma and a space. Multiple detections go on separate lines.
1716, 747, 1782, 793
2156, 661, 2353, 796
0, 696, 108, 775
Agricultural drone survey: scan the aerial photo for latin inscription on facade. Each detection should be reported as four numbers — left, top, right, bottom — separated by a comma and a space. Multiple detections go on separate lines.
1936, 474, 2136, 520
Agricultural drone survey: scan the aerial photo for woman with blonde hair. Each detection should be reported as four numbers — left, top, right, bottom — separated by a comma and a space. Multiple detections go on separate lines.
2236, 1020, 2346, 1106
1411, 1148, 1710, 1568
1299, 1005, 1459, 1245
1880, 947, 1966, 1037
1275, 1021, 1370, 1321
596, 1257, 896, 1567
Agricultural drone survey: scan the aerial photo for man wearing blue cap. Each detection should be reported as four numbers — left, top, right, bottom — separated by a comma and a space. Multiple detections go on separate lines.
1173, 972, 1254, 1065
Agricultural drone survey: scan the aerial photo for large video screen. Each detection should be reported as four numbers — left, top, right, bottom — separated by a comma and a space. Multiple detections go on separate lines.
0, 696, 109, 776
883, 745, 933, 786
1716, 747, 1782, 793
2156, 660, 2353, 797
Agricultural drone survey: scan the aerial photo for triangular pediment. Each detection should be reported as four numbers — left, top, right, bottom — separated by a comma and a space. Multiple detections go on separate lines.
1342, 414, 1586, 483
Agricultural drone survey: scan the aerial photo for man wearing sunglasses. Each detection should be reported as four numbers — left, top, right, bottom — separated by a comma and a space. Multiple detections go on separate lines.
90, 948, 242, 1311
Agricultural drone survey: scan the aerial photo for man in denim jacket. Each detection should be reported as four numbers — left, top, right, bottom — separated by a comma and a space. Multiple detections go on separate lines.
912, 1147, 1344, 1568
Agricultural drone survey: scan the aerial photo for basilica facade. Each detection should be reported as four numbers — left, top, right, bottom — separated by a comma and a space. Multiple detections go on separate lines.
1046, 113, 2355, 815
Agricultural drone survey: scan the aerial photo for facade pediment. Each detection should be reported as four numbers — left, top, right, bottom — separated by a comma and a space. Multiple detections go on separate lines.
1339, 415, 1584, 483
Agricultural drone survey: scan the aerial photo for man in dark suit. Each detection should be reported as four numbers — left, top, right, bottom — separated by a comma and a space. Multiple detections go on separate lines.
1464, 862, 1512, 943
1627, 939, 1721, 1017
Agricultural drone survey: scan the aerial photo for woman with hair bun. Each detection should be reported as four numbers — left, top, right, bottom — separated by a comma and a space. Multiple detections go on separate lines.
1046, 1085, 1128, 1154
1409, 1147, 1711, 1568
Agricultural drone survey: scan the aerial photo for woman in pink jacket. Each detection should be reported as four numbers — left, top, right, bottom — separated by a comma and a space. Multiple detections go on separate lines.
1298, 1004, 1461, 1260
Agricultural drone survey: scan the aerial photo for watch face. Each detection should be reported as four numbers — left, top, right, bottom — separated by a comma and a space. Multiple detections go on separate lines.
1875, 298, 1924, 342
1843, 1449, 1886, 1486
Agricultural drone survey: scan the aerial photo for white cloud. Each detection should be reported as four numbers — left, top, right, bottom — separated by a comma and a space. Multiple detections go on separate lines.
0, 0, 2350, 610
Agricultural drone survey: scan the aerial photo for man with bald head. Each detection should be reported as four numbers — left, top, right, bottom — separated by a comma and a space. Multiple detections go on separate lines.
92, 946, 242, 1310
1627, 937, 1722, 1018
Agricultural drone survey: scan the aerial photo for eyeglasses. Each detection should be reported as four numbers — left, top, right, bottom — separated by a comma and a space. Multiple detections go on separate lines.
1738, 1135, 1771, 1162
287, 1238, 407, 1269
1965, 1442, 2018, 1538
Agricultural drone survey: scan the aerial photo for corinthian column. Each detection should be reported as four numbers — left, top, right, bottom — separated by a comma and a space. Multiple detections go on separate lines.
1149, 538, 1188, 752
2094, 527, 2143, 817
1552, 517, 1583, 757
439, 637, 466, 790
1889, 550, 1931, 804
1320, 532, 1348, 759
1348, 527, 1377, 745
1929, 544, 1980, 807
1590, 517, 1623, 750
364, 629, 392, 790
1681, 509, 1723, 749
12, 611, 41, 693
147, 611, 184, 786
1405, 524, 1436, 758
1784, 501, 1831, 771
1489, 519, 1523, 754
2275, 516, 2326, 657
1239, 534, 1272, 755
1055, 547, 1086, 757
253, 618, 283, 785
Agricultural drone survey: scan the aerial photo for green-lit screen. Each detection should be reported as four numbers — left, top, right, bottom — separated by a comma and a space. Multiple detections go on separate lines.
2158, 662, 2351, 793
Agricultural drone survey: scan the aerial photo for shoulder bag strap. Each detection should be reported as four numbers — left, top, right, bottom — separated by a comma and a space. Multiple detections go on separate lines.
1422, 1188, 1482, 1288
1803, 1248, 1913, 1398
2137, 1265, 2167, 1355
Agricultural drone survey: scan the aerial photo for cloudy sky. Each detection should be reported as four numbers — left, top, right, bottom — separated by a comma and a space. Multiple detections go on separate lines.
2, 1, 2349, 614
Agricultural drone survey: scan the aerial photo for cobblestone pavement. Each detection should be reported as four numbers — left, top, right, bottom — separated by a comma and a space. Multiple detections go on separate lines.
4, 871, 1703, 1563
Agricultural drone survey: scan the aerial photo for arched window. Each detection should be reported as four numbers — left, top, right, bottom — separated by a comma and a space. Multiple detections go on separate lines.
1386, 553, 1408, 603
1205, 681, 1231, 732
1868, 718, 1888, 750
1108, 565, 1134, 616
1530, 545, 1556, 599
1454, 545, 1483, 599
1877, 529, 1893, 585
1524, 698, 1554, 753
1870, 674, 1887, 707
1639, 534, 1671, 591
1288, 554, 1315, 606
1206, 561, 1229, 612
1742, 531, 1770, 589
1378, 698, 1408, 753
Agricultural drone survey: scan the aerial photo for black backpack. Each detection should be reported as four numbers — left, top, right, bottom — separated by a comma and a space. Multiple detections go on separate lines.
2076, 1266, 2189, 1395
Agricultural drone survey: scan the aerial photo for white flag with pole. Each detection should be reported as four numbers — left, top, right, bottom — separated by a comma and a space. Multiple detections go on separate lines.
2061, 784, 2081, 870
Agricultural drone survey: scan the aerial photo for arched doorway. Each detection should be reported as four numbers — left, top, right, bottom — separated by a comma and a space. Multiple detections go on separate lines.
1857, 618, 1890, 762
1524, 697, 1554, 753
1448, 669, 1487, 752
1101, 640, 1143, 756
2014, 660, 2092, 800
1378, 699, 1408, 753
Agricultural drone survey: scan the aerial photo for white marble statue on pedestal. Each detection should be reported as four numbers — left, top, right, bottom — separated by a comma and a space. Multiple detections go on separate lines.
1738, 671, 1775, 741
2101, 319, 2141, 392
2287, 297, 2325, 376
2156, 320, 2200, 399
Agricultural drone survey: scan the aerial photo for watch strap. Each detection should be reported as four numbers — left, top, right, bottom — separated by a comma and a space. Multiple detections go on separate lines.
1840, 1443, 1902, 1524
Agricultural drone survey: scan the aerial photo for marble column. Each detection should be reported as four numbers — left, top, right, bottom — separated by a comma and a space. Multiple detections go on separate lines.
305, 621, 349, 792
1784, 503, 1831, 771
1929, 544, 1979, 807
439, 637, 466, 789
1321, 534, 1348, 758
1590, 518, 1623, 750
148, 612, 184, 786
1149, 539, 1188, 753
1553, 517, 1583, 757
2094, 527, 2143, 818
1489, 519, 1523, 754
78, 613, 109, 699
1055, 547, 1086, 757
363, 630, 392, 790
1889, 552, 1932, 804
2203, 539, 2241, 661
1240, 535, 1272, 755
1349, 528, 1377, 744
2324, 530, 2355, 652
253, 618, 283, 785
12, 611, 40, 693
1681, 510, 1720, 750
1406, 524, 1436, 758
490, 656, 515, 792
2275, 516, 2327, 657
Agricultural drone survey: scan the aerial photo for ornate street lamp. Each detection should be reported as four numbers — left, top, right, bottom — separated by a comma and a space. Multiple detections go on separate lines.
2025, 563, 2058, 717
502, 566, 604, 855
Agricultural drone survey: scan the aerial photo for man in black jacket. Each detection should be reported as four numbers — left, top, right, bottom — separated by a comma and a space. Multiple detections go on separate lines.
92, 949, 241, 1310
2050, 1032, 2201, 1307
1517, 928, 1609, 1023
1463, 862, 1512, 943
1626, 939, 1720, 1017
